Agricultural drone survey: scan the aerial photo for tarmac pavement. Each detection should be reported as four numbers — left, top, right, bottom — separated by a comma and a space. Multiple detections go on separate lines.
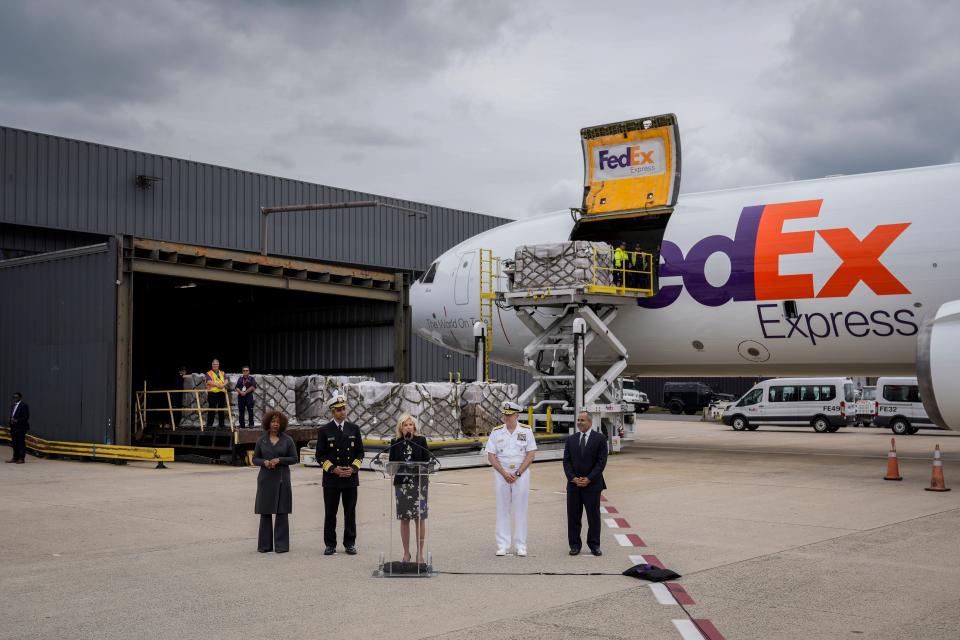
1, 420, 958, 639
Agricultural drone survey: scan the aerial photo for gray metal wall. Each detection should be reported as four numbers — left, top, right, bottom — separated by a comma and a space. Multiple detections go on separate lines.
0, 126, 509, 272
0, 241, 118, 443
0, 222, 103, 259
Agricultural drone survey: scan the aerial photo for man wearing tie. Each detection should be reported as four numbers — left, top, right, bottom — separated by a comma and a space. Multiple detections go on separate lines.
563, 411, 608, 556
7, 392, 30, 464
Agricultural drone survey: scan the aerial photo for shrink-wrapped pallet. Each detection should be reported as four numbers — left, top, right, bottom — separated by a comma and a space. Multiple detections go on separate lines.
513, 241, 614, 290
459, 382, 519, 436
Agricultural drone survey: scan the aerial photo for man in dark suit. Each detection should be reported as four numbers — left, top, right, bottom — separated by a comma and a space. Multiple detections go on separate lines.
7, 392, 30, 464
563, 411, 608, 556
316, 393, 365, 556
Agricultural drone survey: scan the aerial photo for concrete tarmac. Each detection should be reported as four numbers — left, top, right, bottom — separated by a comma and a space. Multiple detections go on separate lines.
1, 421, 958, 640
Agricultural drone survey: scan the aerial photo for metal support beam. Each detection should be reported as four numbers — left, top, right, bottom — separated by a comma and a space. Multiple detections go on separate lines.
573, 318, 586, 422
115, 236, 133, 446
132, 260, 399, 302
473, 321, 487, 383
393, 272, 411, 382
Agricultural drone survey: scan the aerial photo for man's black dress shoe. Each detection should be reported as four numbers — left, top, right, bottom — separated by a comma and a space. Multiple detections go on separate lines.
569, 547, 581, 556
323, 546, 336, 555
590, 548, 602, 556
345, 546, 357, 555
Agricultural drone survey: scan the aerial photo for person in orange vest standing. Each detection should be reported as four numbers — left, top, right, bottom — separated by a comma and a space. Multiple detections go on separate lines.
205, 359, 229, 429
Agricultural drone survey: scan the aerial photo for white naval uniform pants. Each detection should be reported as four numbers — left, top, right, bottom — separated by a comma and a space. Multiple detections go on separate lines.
493, 458, 530, 550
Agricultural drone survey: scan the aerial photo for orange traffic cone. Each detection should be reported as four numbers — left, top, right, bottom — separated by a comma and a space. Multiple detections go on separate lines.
924, 445, 950, 492
884, 437, 902, 481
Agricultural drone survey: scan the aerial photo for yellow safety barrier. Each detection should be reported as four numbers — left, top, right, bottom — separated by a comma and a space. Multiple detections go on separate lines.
588, 246, 654, 297
0, 426, 174, 468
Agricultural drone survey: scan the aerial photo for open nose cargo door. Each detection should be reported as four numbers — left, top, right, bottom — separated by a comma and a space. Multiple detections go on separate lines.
580, 114, 681, 218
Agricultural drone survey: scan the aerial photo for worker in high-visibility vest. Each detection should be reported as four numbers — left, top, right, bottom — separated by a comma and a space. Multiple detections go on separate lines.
613, 243, 630, 288
205, 359, 229, 428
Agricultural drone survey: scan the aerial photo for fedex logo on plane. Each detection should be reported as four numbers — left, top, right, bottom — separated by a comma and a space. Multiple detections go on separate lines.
597, 147, 656, 170
594, 139, 665, 179
639, 199, 911, 309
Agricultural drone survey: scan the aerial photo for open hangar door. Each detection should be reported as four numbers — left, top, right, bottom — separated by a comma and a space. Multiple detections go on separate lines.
127, 238, 406, 438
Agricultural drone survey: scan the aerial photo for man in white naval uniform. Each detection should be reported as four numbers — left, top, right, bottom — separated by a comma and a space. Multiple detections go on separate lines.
484, 401, 537, 556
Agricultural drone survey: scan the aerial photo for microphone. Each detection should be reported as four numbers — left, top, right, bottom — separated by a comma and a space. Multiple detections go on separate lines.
371, 435, 442, 470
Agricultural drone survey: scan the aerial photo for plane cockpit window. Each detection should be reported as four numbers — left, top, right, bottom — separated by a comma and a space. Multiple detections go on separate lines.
419, 262, 439, 284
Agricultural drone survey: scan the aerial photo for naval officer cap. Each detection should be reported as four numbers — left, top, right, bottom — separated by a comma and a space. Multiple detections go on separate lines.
500, 401, 522, 415
327, 394, 347, 410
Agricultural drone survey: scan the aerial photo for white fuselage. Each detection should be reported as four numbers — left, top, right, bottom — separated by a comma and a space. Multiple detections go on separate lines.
411, 164, 960, 377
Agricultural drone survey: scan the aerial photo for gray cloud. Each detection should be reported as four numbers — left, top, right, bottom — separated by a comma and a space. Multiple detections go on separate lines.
1, 0, 957, 220
751, 0, 960, 179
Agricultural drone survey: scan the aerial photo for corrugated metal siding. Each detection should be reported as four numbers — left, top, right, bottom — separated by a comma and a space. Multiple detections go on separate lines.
0, 223, 103, 259
0, 241, 117, 442
0, 126, 510, 272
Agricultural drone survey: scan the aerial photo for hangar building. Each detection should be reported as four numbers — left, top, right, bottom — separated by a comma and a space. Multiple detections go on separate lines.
0, 126, 523, 446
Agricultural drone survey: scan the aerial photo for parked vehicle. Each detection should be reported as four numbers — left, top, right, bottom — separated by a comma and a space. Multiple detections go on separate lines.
855, 386, 876, 426
663, 381, 734, 415
619, 378, 649, 413
722, 377, 856, 432
874, 377, 939, 435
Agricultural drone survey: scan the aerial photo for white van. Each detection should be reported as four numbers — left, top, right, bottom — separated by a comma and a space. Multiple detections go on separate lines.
874, 377, 937, 435
722, 377, 856, 433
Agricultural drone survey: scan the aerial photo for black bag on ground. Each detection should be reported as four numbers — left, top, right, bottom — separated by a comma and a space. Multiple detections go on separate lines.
622, 563, 681, 582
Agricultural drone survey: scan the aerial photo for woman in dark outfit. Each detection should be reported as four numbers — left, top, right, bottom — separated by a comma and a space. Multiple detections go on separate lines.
388, 414, 430, 563
253, 411, 298, 553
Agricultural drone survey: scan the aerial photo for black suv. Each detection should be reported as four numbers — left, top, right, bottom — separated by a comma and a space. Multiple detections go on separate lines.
663, 382, 734, 415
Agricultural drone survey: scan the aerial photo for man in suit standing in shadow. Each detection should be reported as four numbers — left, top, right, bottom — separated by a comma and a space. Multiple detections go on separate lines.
7, 392, 30, 464
563, 411, 608, 556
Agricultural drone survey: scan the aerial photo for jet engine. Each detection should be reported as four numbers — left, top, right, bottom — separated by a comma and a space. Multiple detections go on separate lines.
917, 300, 960, 430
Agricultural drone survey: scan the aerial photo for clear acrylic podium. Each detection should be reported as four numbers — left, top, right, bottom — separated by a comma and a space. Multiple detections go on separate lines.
370, 458, 440, 578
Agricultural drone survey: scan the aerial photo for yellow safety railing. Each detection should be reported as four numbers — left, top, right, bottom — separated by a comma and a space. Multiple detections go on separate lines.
587, 246, 654, 296
0, 426, 173, 467
135, 381, 234, 433
478, 248, 500, 382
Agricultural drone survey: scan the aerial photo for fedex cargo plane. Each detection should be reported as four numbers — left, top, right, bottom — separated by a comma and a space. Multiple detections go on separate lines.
411, 164, 960, 428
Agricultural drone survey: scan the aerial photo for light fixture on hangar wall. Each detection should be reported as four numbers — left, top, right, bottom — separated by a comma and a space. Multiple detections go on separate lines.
258, 200, 430, 256
134, 174, 163, 190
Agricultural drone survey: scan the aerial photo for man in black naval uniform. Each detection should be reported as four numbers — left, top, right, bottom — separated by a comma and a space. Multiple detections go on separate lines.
317, 393, 365, 555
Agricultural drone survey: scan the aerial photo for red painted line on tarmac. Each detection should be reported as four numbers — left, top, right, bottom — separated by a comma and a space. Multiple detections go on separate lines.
666, 582, 696, 605
600, 494, 608, 502
643, 554, 664, 568
614, 517, 630, 528
693, 619, 726, 640
625, 533, 645, 547
602, 505, 619, 514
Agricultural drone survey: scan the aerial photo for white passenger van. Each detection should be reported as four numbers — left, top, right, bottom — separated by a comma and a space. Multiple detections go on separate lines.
722, 377, 856, 433
874, 377, 937, 435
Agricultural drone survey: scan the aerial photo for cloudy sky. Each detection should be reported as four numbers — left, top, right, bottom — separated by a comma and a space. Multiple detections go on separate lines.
2, 0, 958, 218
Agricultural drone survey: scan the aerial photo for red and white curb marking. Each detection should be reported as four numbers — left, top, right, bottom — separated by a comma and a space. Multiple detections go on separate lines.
601, 493, 725, 640
672, 619, 725, 640
629, 553, 665, 568
604, 517, 631, 528
613, 532, 646, 547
